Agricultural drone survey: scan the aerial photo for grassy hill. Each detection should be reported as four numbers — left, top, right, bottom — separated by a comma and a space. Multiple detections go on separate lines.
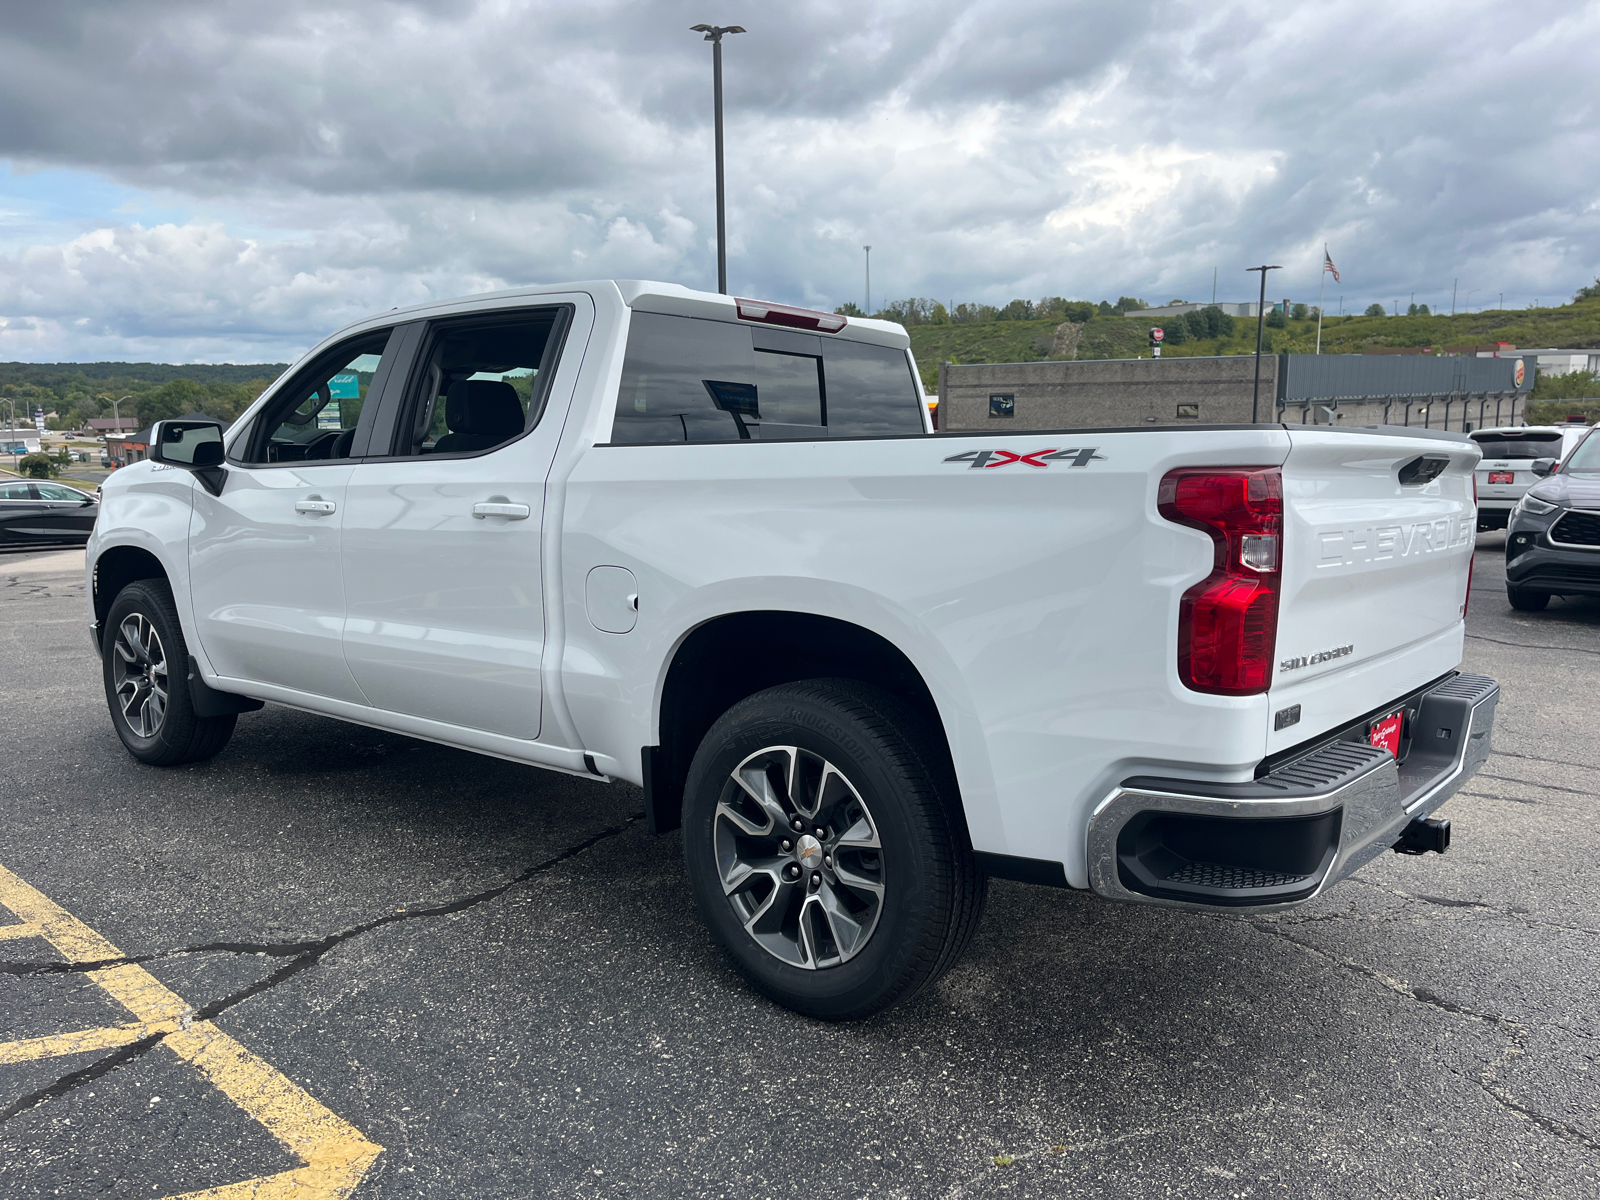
908, 299, 1600, 392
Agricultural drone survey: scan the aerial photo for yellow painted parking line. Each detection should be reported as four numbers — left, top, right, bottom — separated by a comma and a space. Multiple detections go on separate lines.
0, 922, 40, 940
0, 863, 382, 1200
0, 1018, 181, 1064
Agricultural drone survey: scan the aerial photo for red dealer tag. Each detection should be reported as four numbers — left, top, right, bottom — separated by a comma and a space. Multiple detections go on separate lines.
1369, 712, 1403, 757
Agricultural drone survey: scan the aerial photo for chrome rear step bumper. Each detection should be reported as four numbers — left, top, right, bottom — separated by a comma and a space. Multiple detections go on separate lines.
1087, 673, 1499, 911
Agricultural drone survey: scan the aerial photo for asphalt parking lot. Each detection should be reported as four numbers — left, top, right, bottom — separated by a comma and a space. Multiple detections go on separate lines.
1, 536, 1596, 1199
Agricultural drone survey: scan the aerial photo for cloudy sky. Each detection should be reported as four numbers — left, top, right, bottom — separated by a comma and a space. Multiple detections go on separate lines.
1, 0, 1596, 363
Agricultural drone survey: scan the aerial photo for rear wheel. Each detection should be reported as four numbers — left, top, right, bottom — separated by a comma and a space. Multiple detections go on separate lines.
683, 679, 984, 1020
103, 580, 237, 765
1507, 586, 1550, 612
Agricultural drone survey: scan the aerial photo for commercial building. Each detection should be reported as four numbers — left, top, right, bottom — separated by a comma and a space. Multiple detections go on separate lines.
937, 352, 1532, 432
1124, 301, 1270, 320
86, 416, 140, 435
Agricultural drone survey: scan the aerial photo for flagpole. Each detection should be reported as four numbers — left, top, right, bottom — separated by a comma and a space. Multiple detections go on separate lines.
1316, 245, 1328, 355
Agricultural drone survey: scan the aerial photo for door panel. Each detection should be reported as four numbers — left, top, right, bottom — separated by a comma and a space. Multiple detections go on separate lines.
338, 298, 588, 739
339, 455, 546, 737
189, 464, 364, 702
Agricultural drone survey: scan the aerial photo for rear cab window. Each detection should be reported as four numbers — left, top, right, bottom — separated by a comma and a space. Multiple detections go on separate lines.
609, 312, 923, 444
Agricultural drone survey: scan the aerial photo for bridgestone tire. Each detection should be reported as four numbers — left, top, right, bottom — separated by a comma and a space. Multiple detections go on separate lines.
103, 580, 237, 766
1507, 586, 1550, 612
683, 679, 985, 1020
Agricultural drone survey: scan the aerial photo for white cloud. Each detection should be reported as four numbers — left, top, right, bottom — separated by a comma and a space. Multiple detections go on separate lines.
0, 0, 1595, 359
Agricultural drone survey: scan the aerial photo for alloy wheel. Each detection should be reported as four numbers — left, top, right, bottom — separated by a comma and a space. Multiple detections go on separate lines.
714, 745, 886, 969
112, 613, 168, 739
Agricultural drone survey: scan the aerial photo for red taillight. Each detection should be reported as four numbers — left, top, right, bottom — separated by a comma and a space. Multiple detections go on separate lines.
734, 298, 847, 333
1465, 476, 1476, 617
1158, 467, 1283, 695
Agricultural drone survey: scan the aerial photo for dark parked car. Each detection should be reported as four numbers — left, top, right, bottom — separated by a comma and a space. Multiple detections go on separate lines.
1505, 425, 1600, 610
0, 479, 100, 547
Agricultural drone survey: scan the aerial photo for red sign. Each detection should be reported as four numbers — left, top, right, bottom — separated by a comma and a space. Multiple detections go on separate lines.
1151, 327, 1165, 342
1488, 471, 1514, 484
1369, 712, 1403, 757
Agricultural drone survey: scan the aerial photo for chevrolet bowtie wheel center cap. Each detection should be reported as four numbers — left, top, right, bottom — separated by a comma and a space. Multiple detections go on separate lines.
795, 834, 824, 870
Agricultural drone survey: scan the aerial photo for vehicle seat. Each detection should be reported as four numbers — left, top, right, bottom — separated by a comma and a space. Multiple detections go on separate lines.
332, 428, 356, 458
431, 379, 523, 454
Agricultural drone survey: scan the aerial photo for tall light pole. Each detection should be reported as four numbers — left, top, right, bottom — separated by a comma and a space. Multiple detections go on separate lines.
1247, 265, 1282, 423
863, 245, 872, 314
691, 23, 746, 295
1, 397, 16, 469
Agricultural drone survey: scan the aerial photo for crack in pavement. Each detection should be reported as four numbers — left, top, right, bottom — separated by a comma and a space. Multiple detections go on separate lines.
0, 813, 643, 1124
1477, 772, 1600, 798
1490, 748, 1600, 774
1245, 917, 1598, 1150
1349, 877, 1600, 940
1466, 632, 1600, 657
1459, 789, 1540, 806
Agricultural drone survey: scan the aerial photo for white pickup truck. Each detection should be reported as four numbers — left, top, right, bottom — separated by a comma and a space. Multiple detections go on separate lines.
88, 281, 1498, 1019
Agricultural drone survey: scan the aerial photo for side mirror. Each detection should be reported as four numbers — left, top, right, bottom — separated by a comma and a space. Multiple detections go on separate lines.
1530, 457, 1557, 478
149, 420, 228, 494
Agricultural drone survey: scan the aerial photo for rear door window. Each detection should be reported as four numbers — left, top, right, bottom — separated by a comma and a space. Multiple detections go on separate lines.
389, 307, 571, 458
611, 313, 922, 444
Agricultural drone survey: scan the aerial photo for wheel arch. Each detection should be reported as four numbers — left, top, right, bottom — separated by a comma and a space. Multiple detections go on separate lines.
92, 543, 171, 649
643, 609, 979, 841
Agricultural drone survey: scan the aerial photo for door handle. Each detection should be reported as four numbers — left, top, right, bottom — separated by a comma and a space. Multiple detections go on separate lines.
295, 498, 337, 515
472, 501, 531, 520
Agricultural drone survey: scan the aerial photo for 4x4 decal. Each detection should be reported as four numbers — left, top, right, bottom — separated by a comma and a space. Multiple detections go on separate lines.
943, 448, 1105, 469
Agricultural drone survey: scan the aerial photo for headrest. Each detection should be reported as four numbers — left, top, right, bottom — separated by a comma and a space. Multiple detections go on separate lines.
445, 379, 524, 438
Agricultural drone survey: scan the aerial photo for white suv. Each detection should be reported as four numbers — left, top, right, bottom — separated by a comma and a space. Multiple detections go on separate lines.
1471, 425, 1589, 530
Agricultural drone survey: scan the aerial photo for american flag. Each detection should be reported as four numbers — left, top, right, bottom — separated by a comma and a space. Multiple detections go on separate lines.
1323, 247, 1341, 283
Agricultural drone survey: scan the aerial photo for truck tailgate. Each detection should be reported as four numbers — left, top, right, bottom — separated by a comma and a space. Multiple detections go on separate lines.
1268, 429, 1480, 752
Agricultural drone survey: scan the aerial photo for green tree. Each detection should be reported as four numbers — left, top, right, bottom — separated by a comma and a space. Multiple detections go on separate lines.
1531, 369, 1600, 400
1183, 305, 1236, 340
1574, 278, 1600, 302
929, 302, 949, 325
996, 299, 1035, 321
1113, 296, 1148, 314
1266, 306, 1287, 329
834, 302, 864, 317
1416, 303, 1431, 316
1364, 303, 1386, 317
1291, 302, 1309, 321
1160, 318, 1188, 345
136, 378, 207, 426
18, 452, 57, 479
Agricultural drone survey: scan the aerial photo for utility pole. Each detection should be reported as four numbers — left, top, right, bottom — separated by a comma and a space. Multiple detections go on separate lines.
1212, 267, 1217, 305
1451, 278, 1457, 317
1247, 265, 1282, 423
690, 24, 746, 294
863, 245, 872, 314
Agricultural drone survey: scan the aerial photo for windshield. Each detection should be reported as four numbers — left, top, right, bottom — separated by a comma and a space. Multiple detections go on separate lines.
1471, 432, 1563, 459
1564, 430, 1600, 472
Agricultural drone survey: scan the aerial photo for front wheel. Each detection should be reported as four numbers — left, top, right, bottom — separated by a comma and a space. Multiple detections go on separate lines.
103, 580, 237, 766
1507, 586, 1550, 612
683, 679, 985, 1020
